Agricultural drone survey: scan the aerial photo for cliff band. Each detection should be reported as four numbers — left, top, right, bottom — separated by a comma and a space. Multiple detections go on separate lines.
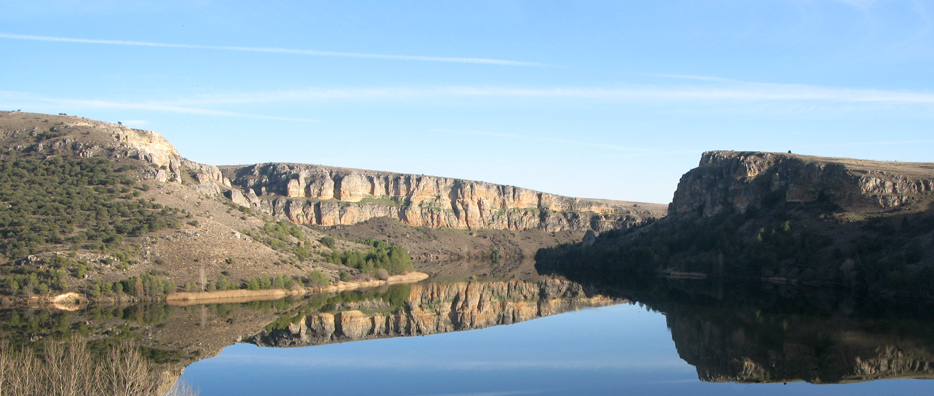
672, 150, 934, 217
220, 163, 665, 232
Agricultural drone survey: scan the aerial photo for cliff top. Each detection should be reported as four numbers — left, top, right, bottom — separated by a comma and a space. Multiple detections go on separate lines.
702, 150, 934, 178
219, 161, 666, 211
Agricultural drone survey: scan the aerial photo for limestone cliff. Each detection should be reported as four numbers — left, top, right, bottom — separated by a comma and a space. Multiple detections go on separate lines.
247, 279, 620, 347
536, 150, 934, 294
2, 111, 664, 235
0, 111, 232, 194
220, 163, 665, 232
671, 151, 934, 217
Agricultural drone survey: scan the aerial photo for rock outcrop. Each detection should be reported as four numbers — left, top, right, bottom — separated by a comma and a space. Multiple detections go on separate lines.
671, 151, 934, 217
221, 163, 665, 232
0, 111, 233, 194
2, 112, 665, 234
247, 279, 620, 347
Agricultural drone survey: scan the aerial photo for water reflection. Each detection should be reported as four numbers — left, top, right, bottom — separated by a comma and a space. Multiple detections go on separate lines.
0, 279, 618, 395
3, 276, 934, 394
249, 279, 619, 348
0, 338, 196, 396
554, 271, 934, 385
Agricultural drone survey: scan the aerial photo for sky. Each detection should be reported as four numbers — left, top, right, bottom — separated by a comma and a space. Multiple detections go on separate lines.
1, 0, 932, 204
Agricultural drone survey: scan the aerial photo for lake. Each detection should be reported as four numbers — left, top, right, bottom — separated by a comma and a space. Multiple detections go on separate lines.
3, 277, 934, 395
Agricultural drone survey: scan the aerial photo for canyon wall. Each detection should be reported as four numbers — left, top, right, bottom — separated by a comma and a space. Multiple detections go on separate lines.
221, 163, 666, 232
247, 279, 620, 347
8, 112, 659, 234
670, 151, 934, 217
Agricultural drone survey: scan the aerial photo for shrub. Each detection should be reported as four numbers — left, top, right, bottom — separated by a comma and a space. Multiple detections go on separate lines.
306, 270, 330, 287
375, 268, 390, 280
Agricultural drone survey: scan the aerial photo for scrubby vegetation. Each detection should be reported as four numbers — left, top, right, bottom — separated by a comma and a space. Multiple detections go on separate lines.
322, 238, 413, 276
241, 221, 313, 261
537, 201, 934, 298
0, 152, 180, 260
0, 142, 186, 297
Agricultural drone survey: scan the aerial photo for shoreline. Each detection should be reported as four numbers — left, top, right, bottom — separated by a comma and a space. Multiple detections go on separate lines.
165, 271, 429, 306
9, 272, 431, 309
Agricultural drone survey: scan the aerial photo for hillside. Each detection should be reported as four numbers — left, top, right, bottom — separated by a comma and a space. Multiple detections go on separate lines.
538, 150, 934, 298
0, 111, 662, 302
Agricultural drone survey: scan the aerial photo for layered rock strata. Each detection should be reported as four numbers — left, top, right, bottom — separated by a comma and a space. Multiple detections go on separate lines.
247, 279, 620, 347
671, 151, 934, 217
221, 163, 665, 232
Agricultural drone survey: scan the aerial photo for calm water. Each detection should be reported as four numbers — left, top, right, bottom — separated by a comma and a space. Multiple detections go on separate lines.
181, 302, 934, 396
3, 278, 934, 395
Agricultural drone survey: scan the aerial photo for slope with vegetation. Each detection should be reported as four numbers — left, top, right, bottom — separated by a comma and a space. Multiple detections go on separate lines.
0, 111, 420, 303
538, 151, 934, 298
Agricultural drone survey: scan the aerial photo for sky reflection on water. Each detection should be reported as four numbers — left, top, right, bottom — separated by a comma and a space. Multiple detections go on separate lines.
181, 303, 934, 395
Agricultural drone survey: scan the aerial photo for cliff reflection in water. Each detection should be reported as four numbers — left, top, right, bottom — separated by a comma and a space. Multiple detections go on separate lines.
562, 270, 934, 384
11, 276, 930, 389
248, 278, 619, 347
0, 278, 620, 395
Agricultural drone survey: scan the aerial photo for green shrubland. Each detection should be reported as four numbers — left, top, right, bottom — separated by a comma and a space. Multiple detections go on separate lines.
0, 153, 180, 260
321, 238, 413, 276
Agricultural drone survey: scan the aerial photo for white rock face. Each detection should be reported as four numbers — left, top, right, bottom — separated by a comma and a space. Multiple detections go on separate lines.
671, 151, 934, 216
220, 163, 667, 232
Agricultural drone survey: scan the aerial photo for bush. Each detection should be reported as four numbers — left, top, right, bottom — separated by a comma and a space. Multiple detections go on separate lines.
375, 268, 390, 280
306, 270, 330, 287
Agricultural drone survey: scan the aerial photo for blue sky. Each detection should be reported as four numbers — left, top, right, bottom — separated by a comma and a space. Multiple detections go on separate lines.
2, 0, 932, 204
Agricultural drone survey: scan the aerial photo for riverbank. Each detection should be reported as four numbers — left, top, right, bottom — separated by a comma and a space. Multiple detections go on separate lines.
6, 272, 430, 309
165, 272, 429, 306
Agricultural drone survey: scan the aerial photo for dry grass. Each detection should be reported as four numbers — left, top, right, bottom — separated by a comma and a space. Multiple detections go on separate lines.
165, 288, 292, 305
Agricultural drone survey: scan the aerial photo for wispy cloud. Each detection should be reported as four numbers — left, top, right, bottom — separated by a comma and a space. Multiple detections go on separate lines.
0, 92, 317, 122
151, 84, 934, 106
6, 76, 933, 122
0, 32, 543, 66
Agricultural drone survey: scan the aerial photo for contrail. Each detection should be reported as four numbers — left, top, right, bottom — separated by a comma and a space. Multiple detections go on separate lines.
0, 32, 543, 66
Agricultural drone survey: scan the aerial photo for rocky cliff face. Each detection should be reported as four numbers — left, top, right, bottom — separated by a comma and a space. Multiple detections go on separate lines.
0, 112, 233, 195
221, 163, 665, 232
3, 112, 664, 234
247, 279, 620, 347
671, 151, 934, 217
